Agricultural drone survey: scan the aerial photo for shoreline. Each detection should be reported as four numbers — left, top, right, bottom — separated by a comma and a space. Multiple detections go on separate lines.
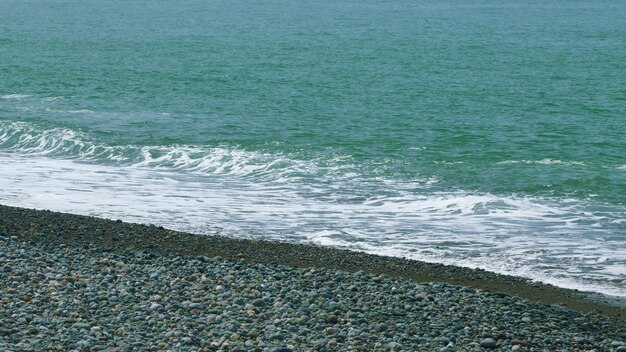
0, 204, 624, 320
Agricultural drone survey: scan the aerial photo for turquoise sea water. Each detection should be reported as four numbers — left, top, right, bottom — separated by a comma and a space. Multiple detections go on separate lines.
1, 0, 625, 296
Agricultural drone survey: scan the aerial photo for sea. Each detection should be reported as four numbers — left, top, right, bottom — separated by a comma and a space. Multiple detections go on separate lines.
1, 0, 624, 297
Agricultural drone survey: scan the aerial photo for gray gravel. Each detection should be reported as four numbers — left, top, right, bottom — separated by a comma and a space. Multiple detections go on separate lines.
2, 204, 624, 320
1, 236, 624, 351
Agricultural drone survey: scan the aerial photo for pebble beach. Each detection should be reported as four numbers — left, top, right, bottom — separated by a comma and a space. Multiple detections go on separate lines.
1, 205, 624, 351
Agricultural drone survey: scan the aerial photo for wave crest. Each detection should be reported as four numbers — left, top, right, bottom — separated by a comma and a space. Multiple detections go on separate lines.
0, 121, 345, 182
497, 159, 586, 166
1, 94, 32, 100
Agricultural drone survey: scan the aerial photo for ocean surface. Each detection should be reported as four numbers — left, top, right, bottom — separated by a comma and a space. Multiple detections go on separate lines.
1, 0, 625, 297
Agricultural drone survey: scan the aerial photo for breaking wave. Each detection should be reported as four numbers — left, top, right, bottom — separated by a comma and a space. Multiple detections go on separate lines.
0, 120, 625, 297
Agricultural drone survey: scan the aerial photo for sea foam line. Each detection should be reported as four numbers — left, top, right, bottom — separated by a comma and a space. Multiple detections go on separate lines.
0, 121, 365, 185
1, 94, 32, 100
497, 159, 586, 166
0, 152, 623, 297
1, 121, 625, 297
0, 121, 297, 175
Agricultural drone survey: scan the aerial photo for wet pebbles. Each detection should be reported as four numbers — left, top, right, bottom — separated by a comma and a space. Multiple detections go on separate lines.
1, 236, 624, 351
0, 205, 625, 351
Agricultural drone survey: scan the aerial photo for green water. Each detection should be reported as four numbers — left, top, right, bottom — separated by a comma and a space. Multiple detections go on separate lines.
1, 0, 625, 295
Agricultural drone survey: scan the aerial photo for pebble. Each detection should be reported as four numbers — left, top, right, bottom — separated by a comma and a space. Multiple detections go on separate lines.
480, 338, 497, 349
189, 302, 204, 310
415, 293, 428, 301
326, 314, 338, 324
574, 337, 591, 345
0, 223, 623, 351
511, 339, 528, 346
252, 298, 266, 307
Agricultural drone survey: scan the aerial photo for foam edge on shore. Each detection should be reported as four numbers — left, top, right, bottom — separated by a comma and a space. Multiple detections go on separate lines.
0, 204, 624, 321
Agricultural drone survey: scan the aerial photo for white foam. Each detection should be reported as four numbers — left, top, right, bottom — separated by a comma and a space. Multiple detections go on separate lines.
0, 122, 624, 298
1, 94, 32, 100
336, 241, 626, 298
42, 96, 64, 101
498, 159, 586, 166
0, 121, 365, 184
0, 151, 624, 298
66, 109, 95, 114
